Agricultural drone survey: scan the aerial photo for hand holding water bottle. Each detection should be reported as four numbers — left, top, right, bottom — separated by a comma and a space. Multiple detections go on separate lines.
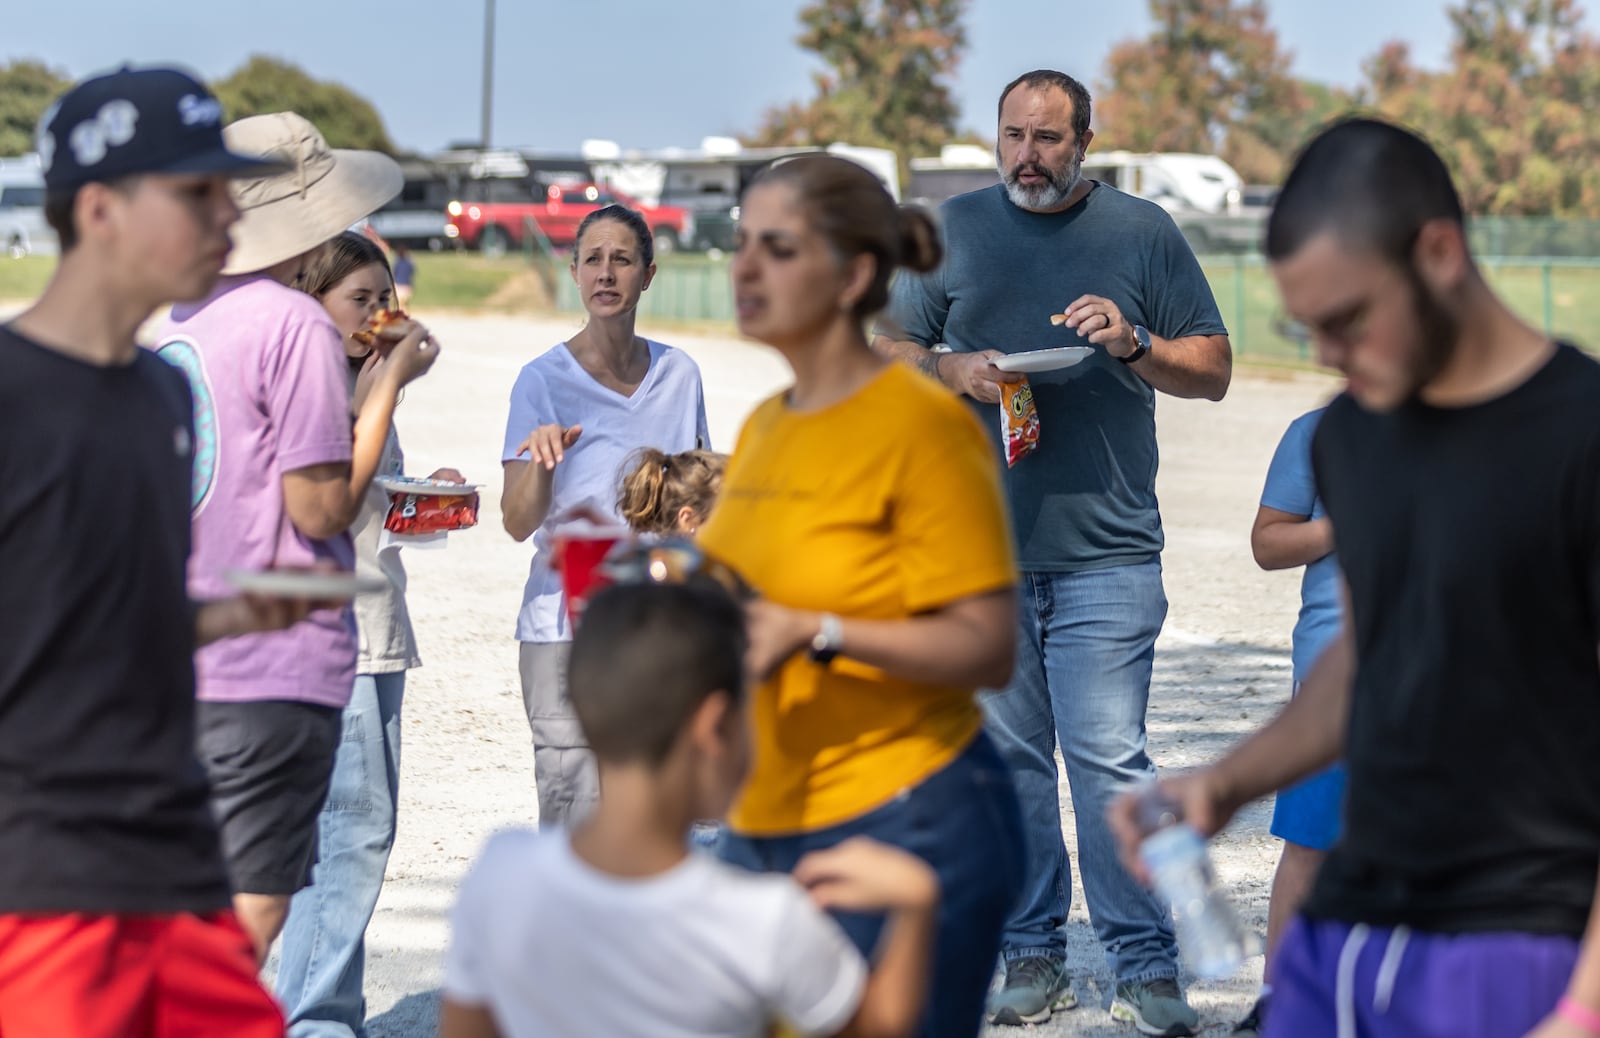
1108, 769, 1237, 885
1110, 775, 1259, 979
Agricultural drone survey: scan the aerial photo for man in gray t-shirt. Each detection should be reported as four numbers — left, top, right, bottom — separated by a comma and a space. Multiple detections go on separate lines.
876, 69, 1230, 1036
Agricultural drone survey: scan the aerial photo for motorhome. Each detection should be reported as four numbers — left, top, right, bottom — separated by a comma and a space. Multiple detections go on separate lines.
909, 146, 1245, 212
1080, 151, 1242, 214
908, 146, 1261, 253
0, 155, 53, 257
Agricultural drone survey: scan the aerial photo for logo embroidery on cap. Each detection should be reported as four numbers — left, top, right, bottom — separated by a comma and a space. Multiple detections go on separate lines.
68, 100, 140, 168
178, 94, 222, 128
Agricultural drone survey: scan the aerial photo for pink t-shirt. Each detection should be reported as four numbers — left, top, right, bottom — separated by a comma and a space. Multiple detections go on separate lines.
154, 275, 357, 708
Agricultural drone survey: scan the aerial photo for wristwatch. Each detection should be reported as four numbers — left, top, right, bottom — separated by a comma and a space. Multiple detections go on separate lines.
1121, 324, 1152, 365
809, 613, 844, 664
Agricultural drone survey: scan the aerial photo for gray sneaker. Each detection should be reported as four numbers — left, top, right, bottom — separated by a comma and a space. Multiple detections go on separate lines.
1111, 978, 1199, 1037
986, 956, 1077, 1026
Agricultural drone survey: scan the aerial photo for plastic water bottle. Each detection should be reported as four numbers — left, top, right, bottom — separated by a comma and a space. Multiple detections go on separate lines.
1135, 787, 1258, 979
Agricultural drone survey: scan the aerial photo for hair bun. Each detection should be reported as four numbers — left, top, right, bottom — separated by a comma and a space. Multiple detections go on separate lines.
896, 206, 943, 273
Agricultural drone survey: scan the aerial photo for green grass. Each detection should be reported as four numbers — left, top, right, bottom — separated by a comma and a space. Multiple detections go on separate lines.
0, 256, 54, 302
1201, 257, 1600, 361
1482, 262, 1600, 348
6, 251, 1598, 362
0, 253, 535, 310
409, 253, 538, 309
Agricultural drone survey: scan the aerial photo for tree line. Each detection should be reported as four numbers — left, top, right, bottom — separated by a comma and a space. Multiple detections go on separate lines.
4, 0, 1597, 216
746, 0, 1600, 217
0, 56, 392, 159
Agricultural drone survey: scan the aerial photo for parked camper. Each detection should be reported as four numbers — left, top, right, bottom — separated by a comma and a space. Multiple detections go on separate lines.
910, 146, 1262, 253
1080, 151, 1243, 214
0, 155, 54, 258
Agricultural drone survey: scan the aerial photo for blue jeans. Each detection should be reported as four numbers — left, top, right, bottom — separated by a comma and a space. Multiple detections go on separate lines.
983, 561, 1180, 983
275, 672, 405, 1038
720, 734, 1023, 1038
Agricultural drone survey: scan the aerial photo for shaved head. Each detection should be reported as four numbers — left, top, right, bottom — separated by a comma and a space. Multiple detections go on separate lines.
1267, 118, 1464, 266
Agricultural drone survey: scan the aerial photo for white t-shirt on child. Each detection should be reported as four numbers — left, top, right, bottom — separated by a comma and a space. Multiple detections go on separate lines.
444, 829, 868, 1038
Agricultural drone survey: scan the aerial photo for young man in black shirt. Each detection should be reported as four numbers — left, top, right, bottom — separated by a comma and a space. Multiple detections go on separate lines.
0, 66, 327, 1037
1111, 118, 1600, 1038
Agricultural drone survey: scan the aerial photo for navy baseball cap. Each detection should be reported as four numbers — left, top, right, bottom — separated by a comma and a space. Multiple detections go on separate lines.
36, 65, 284, 192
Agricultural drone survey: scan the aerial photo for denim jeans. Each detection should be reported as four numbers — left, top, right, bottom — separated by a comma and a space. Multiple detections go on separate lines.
275, 672, 404, 1038
983, 561, 1180, 983
719, 734, 1023, 1038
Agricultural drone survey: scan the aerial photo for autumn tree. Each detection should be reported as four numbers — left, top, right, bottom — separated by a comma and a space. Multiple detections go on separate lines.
1362, 0, 1600, 216
211, 56, 394, 153
748, 0, 968, 181
0, 60, 71, 157
1094, 0, 1308, 183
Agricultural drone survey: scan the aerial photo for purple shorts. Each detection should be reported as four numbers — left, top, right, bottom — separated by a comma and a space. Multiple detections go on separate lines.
1265, 916, 1579, 1038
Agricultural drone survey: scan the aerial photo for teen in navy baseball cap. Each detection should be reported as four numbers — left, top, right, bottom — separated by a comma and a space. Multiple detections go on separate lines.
37, 65, 281, 191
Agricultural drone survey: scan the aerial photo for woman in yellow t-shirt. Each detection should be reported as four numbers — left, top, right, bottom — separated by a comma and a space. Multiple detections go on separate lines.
697, 155, 1023, 1038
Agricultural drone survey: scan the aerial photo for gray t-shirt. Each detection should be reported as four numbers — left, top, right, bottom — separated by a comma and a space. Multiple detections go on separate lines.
353, 419, 420, 674
884, 183, 1227, 572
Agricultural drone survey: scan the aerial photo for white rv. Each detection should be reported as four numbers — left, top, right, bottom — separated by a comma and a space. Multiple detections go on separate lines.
0, 154, 53, 257
1080, 151, 1243, 214
909, 146, 1245, 213
909, 146, 1262, 253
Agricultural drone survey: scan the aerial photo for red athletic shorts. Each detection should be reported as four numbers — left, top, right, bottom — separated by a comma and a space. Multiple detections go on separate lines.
0, 911, 283, 1037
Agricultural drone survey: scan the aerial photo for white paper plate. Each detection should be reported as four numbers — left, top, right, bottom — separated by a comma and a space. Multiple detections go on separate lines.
225, 569, 387, 599
992, 346, 1096, 373
375, 476, 481, 497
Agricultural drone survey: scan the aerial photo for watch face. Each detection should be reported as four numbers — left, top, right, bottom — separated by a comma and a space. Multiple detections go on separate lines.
1121, 326, 1151, 364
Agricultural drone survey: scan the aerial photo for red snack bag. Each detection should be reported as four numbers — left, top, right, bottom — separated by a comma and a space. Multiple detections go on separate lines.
383, 492, 480, 536
1000, 378, 1041, 467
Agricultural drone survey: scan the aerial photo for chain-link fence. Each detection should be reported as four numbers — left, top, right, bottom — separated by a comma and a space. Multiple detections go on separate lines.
556, 222, 1600, 363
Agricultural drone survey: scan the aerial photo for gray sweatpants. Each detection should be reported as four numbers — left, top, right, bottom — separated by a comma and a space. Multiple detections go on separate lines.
517, 641, 598, 828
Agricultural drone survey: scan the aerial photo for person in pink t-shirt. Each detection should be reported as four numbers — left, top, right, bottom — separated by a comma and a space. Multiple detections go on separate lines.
154, 112, 439, 962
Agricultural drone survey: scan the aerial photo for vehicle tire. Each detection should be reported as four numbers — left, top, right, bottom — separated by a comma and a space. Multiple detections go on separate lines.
653, 227, 680, 256
479, 225, 510, 259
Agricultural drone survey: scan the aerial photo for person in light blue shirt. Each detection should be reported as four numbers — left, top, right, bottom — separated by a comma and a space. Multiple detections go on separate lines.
1234, 406, 1346, 1038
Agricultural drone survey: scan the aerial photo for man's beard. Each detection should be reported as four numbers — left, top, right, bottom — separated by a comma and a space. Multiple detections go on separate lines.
998, 148, 1082, 211
1402, 263, 1461, 401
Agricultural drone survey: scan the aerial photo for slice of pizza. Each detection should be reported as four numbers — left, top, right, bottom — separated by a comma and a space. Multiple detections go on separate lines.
351, 308, 411, 348
1049, 312, 1069, 326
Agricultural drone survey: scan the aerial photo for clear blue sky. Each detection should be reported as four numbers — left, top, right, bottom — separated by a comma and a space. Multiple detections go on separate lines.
9, 1, 1456, 154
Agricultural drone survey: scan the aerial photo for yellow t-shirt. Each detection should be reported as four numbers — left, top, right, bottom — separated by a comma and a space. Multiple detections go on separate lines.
699, 363, 1016, 834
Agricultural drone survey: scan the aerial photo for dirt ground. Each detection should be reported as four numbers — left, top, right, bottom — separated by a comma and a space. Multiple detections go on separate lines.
281, 309, 1336, 1037
0, 288, 1335, 1035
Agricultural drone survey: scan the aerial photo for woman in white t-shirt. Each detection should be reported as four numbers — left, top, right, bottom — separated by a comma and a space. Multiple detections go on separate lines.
500, 206, 709, 827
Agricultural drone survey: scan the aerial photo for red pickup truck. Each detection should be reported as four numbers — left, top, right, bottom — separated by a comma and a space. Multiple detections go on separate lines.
445, 182, 695, 257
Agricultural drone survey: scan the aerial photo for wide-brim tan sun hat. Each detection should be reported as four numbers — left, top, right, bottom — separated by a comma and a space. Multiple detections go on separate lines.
220, 112, 402, 275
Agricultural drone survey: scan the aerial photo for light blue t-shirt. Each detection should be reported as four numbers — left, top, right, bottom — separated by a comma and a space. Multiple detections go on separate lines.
884, 183, 1228, 572
1261, 408, 1341, 680
502, 340, 709, 643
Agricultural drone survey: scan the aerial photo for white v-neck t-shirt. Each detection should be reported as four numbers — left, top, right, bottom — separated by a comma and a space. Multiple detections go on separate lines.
444, 829, 867, 1038
502, 340, 709, 642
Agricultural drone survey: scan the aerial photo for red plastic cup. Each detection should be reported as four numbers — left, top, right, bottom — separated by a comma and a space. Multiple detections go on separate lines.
554, 528, 628, 627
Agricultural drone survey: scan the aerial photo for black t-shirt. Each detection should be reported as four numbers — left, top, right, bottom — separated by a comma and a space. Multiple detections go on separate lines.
1306, 343, 1600, 936
0, 326, 230, 913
